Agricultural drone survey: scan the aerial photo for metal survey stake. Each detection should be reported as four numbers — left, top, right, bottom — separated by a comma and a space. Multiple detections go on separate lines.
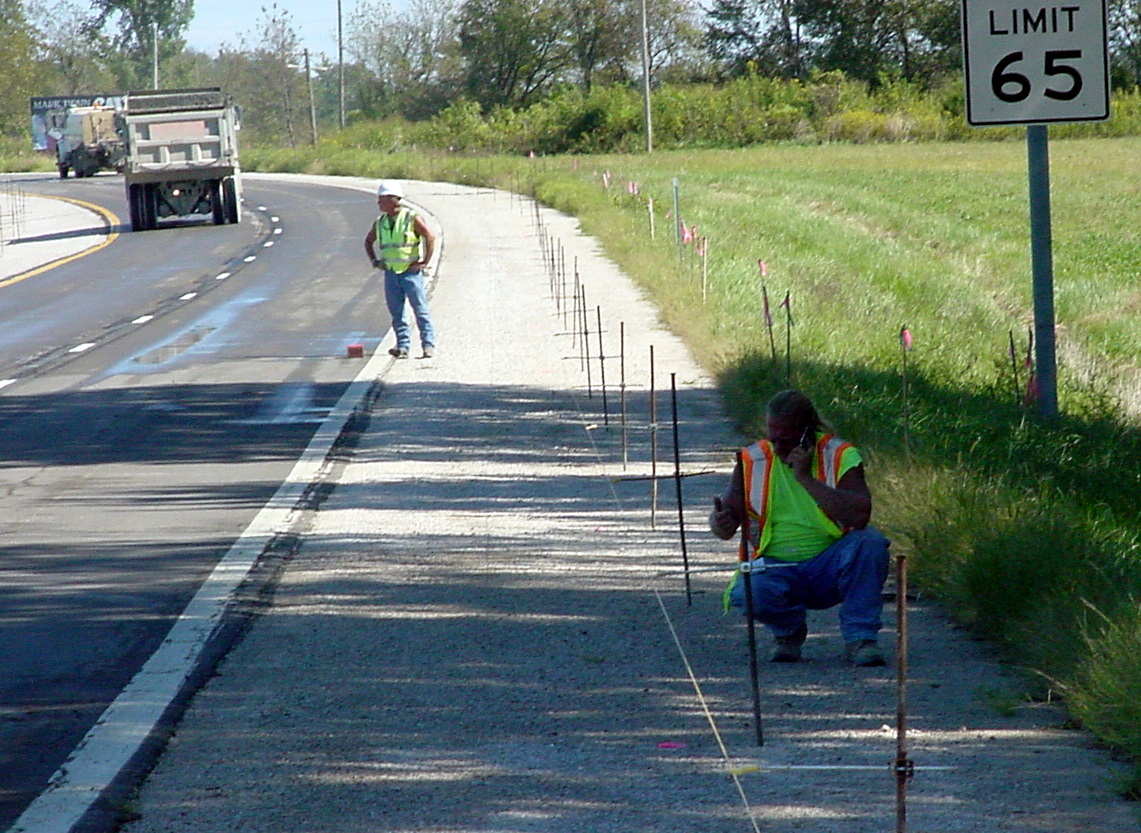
670, 374, 691, 605
597, 306, 609, 425
895, 552, 913, 832
737, 456, 764, 746
649, 345, 658, 529
620, 322, 628, 468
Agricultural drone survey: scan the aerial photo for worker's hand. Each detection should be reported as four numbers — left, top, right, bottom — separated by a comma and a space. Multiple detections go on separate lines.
786, 445, 812, 479
709, 496, 738, 540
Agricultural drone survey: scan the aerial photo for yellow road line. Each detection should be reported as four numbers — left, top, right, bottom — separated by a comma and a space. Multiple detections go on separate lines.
0, 194, 120, 290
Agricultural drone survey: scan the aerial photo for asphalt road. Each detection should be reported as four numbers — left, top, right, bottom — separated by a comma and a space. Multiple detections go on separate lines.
0, 173, 392, 827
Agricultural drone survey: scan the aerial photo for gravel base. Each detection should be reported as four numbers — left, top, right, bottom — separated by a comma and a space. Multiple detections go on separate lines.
122, 179, 1139, 833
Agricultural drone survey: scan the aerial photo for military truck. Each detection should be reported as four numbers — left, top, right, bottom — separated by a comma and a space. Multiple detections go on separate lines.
120, 87, 242, 232
55, 105, 126, 178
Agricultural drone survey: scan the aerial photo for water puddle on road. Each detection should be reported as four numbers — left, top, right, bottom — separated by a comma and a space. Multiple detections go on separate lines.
132, 324, 218, 365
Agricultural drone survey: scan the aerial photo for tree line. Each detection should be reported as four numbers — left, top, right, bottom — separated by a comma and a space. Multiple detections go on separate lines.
4, 0, 1141, 147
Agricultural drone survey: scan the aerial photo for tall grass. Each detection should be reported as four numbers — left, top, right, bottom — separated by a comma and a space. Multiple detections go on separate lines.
239, 137, 1141, 794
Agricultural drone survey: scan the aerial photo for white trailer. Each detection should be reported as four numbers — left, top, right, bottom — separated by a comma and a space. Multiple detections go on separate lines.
121, 88, 241, 232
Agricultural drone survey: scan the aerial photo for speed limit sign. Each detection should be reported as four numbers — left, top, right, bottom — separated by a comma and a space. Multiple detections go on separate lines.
962, 0, 1109, 125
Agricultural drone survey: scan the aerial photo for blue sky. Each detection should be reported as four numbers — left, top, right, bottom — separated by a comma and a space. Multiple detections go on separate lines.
183, 0, 353, 60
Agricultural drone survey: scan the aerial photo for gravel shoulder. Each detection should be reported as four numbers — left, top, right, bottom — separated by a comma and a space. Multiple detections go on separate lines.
121, 179, 1139, 833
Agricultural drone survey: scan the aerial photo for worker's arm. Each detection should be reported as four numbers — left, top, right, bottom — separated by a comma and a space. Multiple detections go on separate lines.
787, 447, 872, 529
709, 459, 746, 539
412, 214, 436, 270
364, 225, 380, 266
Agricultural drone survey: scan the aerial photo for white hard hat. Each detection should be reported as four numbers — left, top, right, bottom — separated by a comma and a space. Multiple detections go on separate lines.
376, 180, 404, 199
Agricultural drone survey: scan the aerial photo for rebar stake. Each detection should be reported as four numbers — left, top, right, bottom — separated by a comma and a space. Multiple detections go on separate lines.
670, 374, 690, 605
895, 552, 913, 832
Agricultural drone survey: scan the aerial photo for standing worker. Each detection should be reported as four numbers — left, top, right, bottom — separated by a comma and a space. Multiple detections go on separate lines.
708, 389, 891, 666
364, 180, 437, 359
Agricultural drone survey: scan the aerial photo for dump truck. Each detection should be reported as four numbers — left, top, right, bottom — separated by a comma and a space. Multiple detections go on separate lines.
54, 105, 126, 178
120, 87, 241, 232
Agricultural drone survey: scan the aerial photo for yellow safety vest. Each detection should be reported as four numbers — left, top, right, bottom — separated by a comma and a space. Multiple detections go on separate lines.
723, 433, 857, 610
738, 432, 856, 561
375, 208, 421, 274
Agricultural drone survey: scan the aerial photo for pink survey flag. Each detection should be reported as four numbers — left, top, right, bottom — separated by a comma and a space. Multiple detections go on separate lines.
900, 327, 912, 351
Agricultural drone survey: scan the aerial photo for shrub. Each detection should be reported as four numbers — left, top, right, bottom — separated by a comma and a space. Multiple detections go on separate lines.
825, 109, 893, 143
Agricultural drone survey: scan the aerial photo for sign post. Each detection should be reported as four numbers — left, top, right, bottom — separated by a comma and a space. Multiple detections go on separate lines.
961, 0, 1109, 418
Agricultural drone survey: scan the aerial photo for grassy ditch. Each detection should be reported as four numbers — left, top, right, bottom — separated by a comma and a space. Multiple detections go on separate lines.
243, 137, 1141, 793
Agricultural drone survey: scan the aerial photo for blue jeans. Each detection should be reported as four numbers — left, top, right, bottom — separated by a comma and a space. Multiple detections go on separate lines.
728, 527, 891, 643
385, 268, 435, 352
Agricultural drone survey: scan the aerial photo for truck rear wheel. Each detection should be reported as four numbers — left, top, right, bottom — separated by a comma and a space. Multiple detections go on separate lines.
210, 180, 225, 225
223, 177, 240, 224
128, 184, 144, 231
129, 183, 158, 231
142, 184, 158, 230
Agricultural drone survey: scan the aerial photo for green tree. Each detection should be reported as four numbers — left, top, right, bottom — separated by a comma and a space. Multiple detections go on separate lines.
0, 0, 40, 136
565, 0, 634, 91
705, 0, 771, 75
643, 0, 709, 81
1109, 0, 1141, 86
347, 0, 462, 120
27, 0, 118, 95
457, 0, 569, 110
791, 0, 896, 84
86, 0, 194, 88
226, 4, 309, 146
792, 0, 956, 85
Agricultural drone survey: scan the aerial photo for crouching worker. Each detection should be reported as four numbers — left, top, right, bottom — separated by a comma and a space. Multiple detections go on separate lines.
709, 389, 890, 667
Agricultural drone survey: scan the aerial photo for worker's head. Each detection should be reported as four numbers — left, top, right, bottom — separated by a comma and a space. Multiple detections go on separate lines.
376, 180, 404, 214
765, 389, 824, 459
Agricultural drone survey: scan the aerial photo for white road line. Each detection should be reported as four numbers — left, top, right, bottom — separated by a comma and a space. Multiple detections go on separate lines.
132, 315, 154, 324
68, 343, 95, 353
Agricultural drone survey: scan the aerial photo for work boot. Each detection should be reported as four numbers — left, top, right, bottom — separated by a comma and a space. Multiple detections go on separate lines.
845, 639, 886, 667
421, 347, 434, 359
388, 347, 409, 359
769, 624, 808, 662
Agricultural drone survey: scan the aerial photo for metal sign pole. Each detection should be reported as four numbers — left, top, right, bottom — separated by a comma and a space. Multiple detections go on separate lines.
1027, 124, 1059, 419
